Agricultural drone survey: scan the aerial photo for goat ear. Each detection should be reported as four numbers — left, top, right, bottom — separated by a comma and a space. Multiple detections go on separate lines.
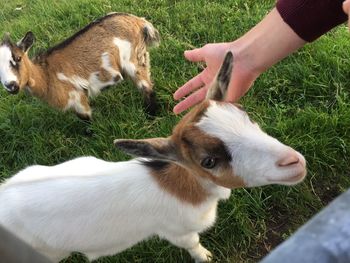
206, 51, 234, 101
17, 31, 35, 52
2, 32, 11, 44
114, 138, 178, 161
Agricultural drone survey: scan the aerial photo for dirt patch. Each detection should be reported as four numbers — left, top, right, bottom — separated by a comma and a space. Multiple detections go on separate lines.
246, 210, 292, 261
246, 178, 347, 262
312, 180, 344, 206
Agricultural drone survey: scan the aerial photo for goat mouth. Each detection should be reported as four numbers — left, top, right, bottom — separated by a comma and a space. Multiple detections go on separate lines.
268, 171, 306, 184
8, 90, 19, 95
6, 88, 19, 94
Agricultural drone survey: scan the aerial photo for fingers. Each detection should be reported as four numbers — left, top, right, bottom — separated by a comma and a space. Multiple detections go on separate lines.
184, 48, 205, 62
173, 72, 205, 100
173, 87, 208, 114
172, 46, 208, 114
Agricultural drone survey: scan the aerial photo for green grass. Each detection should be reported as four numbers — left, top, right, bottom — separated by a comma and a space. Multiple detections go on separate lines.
0, 0, 349, 262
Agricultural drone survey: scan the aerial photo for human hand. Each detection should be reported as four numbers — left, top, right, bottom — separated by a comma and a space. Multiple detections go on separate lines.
173, 43, 258, 114
173, 8, 305, 115
343, 0, 350, 29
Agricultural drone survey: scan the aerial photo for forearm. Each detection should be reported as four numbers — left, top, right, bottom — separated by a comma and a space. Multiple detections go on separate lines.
228, 8, 306, 90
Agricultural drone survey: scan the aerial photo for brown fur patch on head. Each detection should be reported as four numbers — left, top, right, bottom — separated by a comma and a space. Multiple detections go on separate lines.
172, 101, 211, 136
176, 125, 246, 189
146, 125, 245, 205
209, 166, 246, 189
172, 101, 246, 191
143, 101, 247, 205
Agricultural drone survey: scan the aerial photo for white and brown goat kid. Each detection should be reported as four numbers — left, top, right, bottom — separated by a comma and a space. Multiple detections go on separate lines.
0, 52, 306, 262
0, 13, 159, 120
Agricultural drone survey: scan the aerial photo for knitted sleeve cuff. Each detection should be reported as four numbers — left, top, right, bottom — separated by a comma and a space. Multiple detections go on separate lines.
276, 0, 347, 42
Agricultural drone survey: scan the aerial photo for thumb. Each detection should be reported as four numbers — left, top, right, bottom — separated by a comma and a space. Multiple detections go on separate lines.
184, 47, 205, 62
343, 0, 350, 14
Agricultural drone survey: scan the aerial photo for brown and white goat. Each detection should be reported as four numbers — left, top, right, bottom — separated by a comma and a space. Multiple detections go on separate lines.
0, 52, 306, 262
0, 13, 159, 120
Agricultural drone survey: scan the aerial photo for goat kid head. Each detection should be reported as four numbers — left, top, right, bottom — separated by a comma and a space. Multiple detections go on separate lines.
115, 52, 306, 189
0, 32, 35, 94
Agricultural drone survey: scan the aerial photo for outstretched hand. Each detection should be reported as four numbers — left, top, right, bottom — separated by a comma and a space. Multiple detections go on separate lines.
173, 8, 306, 114
173, 43, 258, 114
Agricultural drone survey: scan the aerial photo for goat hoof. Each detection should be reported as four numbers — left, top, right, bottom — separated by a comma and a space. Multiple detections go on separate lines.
191, 245, 213, 263
77, 112, 92, 121
144, 90, 157, 117
84, 127, 93, 136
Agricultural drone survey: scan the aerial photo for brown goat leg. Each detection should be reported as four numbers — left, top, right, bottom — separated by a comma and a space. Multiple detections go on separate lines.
74, 93, 92, 122
133, 72, 157, 116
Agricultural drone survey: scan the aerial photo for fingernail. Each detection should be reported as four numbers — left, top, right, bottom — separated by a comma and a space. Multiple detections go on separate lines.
173, 105, 181, 115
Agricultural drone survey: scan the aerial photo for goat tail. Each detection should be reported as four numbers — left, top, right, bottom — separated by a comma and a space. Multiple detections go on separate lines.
143, 21, 160, 47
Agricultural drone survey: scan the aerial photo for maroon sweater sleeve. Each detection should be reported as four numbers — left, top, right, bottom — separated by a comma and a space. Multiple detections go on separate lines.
276, 0, 347, 42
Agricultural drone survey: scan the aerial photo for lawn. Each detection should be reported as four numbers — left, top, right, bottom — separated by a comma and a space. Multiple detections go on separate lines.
0, 0, 349, 262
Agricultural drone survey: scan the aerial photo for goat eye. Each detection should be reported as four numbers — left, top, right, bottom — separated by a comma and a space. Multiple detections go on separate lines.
201, 157, 217, 169
15, 56, 21, 62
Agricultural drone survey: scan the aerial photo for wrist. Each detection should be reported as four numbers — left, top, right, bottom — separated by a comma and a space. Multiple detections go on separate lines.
227, 39, 262, 82
228, 8, 306, 78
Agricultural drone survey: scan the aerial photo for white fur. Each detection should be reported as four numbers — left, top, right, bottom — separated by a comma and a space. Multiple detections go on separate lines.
113, 37, 136, 77
87, 72, 109, 97
87, 53, 123, 97
64, 90, 90, 116
57, 72, 89, 91
57, 52, 123, 98
101, 52, 120, 77
197, 102, 306, 186
0, 157, 221, 262
0, 45, 18, 89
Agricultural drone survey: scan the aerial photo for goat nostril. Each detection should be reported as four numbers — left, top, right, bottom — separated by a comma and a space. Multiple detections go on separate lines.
277, 155, 300, 167
4, 82, 19, 94
5, 81, 14, 88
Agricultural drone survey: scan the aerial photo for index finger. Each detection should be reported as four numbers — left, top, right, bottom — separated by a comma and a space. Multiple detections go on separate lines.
173, 86, 208, 114
173, 72, 205, 100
